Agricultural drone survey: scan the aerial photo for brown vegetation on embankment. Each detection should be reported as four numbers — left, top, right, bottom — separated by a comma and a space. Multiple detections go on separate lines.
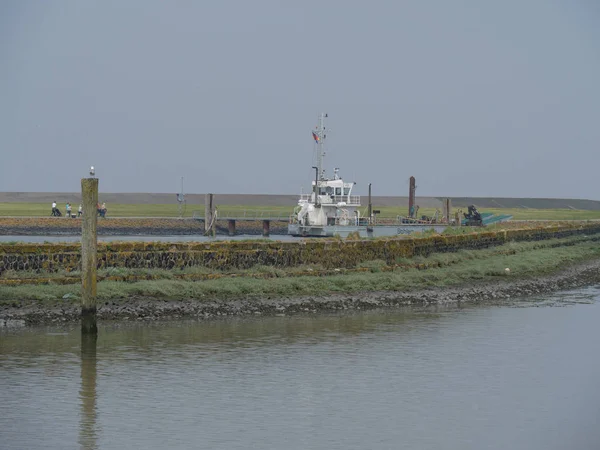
2, 233, 598, 288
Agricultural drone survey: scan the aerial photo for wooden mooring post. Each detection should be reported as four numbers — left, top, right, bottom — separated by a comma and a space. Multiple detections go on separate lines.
408, 176, 416, 218
81, 178, 98, 335
444, 198, 452, 224
204, 193, 216, 236
228, 219, 236, 236
368, 183, 372, 223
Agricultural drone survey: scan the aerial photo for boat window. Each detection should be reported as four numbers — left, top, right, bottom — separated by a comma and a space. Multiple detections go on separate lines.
326, 187, 334, 195
319, 188, 327, 195
335, 187, 342, 195
343, 188, 350, 195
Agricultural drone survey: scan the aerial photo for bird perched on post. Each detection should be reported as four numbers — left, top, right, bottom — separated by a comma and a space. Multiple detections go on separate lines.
90, 166, 95, 176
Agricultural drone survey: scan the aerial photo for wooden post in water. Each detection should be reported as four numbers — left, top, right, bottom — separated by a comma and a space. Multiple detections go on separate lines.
81, 178, 98, 335
408, 176, 416, 218
368, 183, 372, 224
262, 220, 270, 237
228, 219, 236, 236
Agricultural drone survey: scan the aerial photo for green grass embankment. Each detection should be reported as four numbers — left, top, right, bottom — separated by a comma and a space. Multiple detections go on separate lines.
1, 235, 599, 304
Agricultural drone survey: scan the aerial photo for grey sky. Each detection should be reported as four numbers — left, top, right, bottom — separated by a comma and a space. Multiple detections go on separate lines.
1, 1, 599, 199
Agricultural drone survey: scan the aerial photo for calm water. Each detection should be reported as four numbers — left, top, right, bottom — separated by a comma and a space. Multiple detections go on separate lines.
1, 288, 600, 450
0, 234, 296, 243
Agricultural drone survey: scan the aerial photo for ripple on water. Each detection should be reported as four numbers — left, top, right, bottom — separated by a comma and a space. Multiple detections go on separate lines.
1, 289, 600, 450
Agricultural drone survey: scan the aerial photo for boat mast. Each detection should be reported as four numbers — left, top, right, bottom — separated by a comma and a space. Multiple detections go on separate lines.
316, 113, 327, 180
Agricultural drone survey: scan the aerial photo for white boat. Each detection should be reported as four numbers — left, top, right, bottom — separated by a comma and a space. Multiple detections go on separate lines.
288, 113, 449, 238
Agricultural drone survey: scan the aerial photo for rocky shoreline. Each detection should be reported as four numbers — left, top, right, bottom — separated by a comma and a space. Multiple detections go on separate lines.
2, 258, 599, 326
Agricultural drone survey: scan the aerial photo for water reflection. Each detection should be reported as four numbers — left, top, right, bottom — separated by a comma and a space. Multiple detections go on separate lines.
0, 308, 453, 358
1, 287, 600, 450
79, 334, 98, 450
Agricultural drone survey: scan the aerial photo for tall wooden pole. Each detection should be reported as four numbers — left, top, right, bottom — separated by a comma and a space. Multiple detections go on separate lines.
205, 193, 215, 236
368, 183, 372, 223
408, 176, 416, 218
81, 178, 98, 335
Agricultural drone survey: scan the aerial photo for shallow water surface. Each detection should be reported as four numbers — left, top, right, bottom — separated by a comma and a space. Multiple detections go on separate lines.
1, 287, 600, 450
0, 234, 296, 243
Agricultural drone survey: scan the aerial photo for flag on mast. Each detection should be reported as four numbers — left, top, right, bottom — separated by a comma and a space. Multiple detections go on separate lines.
312, 131, 320, 143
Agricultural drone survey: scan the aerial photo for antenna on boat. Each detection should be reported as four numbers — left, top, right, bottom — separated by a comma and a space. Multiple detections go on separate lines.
314, 112, 329, 181
312, 166, 320, 206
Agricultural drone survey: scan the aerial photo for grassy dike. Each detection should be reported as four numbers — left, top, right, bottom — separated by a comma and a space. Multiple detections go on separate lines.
3, 202, 600, 220
1, 235, 599, 308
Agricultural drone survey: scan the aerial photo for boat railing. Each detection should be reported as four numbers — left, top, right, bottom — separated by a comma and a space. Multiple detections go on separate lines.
298, 194, 361, 205
289, 215, 363, 226
326, 195, 361, 205
396, 215, 443, 225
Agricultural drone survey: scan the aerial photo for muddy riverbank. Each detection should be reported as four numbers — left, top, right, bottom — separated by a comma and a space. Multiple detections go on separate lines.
2, 258, 599, 326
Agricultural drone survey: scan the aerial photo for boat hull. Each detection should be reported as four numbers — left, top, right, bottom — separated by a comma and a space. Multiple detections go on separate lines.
287, 224, 449, 238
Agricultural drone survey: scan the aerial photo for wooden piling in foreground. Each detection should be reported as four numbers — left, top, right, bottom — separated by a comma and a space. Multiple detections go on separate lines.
81, 178, 98, 335
228, 219, 236, 236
